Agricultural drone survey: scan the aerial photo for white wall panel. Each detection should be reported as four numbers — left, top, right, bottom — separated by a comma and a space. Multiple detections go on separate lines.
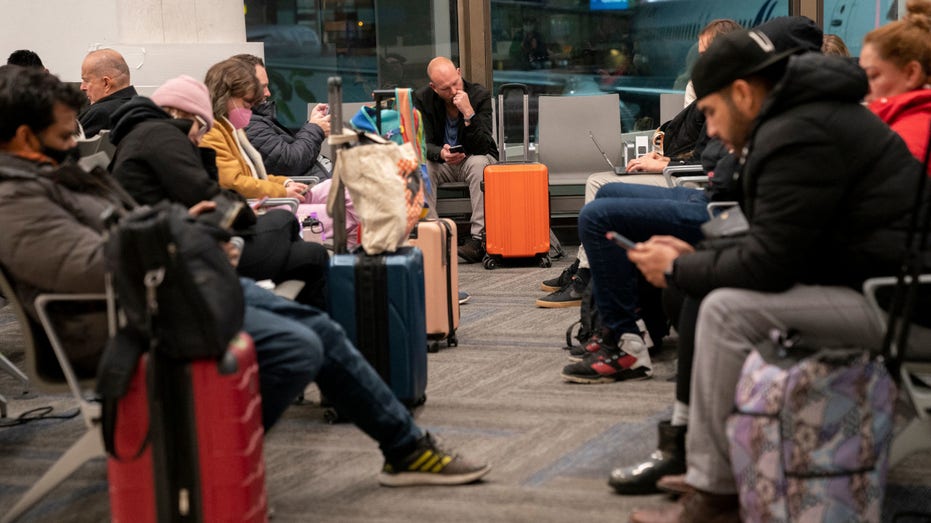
0, 0, 253, 83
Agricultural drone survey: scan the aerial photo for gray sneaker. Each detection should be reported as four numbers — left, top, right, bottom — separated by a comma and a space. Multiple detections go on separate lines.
378, 433, 491, 487
541, 258, 579, 292
536, 274, 586, 308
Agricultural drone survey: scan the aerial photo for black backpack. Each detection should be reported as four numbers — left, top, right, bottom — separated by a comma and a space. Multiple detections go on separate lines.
104, 201, 244, 359
96, 201, 246, 458
564, 279, 601, 349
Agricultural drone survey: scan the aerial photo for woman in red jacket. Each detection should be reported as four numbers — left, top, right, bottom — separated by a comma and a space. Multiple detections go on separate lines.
861, 0, 931, 174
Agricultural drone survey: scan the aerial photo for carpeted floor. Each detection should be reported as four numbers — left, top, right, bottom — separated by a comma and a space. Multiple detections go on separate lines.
1, 249, 929, 522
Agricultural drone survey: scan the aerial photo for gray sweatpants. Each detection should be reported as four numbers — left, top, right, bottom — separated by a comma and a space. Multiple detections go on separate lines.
424, 154, 494, 239
685, 284, 884, 494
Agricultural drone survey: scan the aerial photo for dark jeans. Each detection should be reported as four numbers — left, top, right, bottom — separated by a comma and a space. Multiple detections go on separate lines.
241, 279, 422, 462
578, 184, 708, 338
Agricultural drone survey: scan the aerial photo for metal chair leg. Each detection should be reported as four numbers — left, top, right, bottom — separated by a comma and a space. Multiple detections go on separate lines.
0, 352, 29, 394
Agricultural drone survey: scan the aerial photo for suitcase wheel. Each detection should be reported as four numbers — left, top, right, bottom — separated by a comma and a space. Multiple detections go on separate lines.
482, 255, 498, 270
447, 335, 458, 348
538, 256, 552, 268
428, 341, 440, 353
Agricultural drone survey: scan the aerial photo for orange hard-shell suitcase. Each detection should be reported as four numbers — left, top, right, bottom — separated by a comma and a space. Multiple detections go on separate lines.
481, 83, 551, 269
409, 218, 459, 351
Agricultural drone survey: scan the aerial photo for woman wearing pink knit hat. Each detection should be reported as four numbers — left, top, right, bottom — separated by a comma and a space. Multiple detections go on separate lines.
108, 75, 330, 310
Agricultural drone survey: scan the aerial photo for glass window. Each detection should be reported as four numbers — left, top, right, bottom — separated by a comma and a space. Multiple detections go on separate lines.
490, 0, 792, 136
822, 0, 898, 57
244, 1, 899, 132
244, 0, 458, 128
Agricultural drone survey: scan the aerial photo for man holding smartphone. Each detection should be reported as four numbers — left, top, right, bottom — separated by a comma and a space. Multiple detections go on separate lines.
624, 30, 922, 521
414, 57, 498, 263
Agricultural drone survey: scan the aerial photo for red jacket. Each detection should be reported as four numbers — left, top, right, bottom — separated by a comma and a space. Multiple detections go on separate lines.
869, 88, 931, 176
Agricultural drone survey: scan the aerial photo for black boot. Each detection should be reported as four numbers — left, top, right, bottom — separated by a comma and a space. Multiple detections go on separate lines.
608, 420, 686, 495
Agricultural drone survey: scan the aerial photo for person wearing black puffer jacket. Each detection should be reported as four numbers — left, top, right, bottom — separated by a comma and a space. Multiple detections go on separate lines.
234, 54, 332, 180
108, 76, 330, 310
626, 29, 925, 522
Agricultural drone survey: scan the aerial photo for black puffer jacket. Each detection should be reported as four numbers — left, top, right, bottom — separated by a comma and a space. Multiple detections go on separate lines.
245, 100, 326, 178
109, 97, 255, 230
673, 53, 926, 296
110, 97, 222, 207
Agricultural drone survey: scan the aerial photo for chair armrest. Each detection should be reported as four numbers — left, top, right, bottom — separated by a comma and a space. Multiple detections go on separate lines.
291, 176, 320, 186
672, 175, 710, 189
249, 198, 301, 214
663, 164, 703, 188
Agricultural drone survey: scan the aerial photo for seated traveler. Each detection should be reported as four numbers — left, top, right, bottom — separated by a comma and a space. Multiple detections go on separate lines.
78, 49, 137, 138
414, 57, 498, 263
623, 29, 922, 521
536, 18, 742, 309
200, 58, 309, 200
234, 54, 333, 180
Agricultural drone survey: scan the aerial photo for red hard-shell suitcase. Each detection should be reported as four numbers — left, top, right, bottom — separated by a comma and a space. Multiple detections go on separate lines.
409, 218, 459, 351
107, 333, 267, 523
482, 83, 551, 270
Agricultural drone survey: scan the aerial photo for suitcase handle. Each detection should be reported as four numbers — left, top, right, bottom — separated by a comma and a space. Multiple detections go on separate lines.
328, 77, 349, 255
497, 83, 530, 161
498, 83, 530, 95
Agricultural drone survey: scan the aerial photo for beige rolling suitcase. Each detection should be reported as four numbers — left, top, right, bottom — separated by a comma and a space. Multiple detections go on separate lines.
409, 219, 459, 352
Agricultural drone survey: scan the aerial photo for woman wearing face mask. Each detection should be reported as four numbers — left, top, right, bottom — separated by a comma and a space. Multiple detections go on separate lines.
861, 0, 931, 174
108, 75, 330, 309
201, 58, 308, 199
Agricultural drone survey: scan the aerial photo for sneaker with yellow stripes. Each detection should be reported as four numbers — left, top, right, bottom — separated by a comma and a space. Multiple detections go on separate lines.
378, 433, 491, 487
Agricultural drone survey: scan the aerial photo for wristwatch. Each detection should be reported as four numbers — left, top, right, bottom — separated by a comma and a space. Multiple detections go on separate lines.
463, 113, 474, 126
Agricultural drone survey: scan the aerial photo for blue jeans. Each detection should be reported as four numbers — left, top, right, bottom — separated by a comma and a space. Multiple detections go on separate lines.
578, 184, 708, 337
240, 279, 422, 463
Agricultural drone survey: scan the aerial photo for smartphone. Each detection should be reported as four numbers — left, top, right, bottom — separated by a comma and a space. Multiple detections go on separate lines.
606, 231, 636, 250
249, 196, 269, 211
448, 144, 465, 154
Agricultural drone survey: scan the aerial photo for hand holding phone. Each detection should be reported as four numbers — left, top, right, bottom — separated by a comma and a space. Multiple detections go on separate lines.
448, 144, 465, 154
249, 196, 270, 211
606, 231, 637, 250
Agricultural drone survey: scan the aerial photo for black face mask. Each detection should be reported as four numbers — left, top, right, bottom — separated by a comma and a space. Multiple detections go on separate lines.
41, 144, 80, 165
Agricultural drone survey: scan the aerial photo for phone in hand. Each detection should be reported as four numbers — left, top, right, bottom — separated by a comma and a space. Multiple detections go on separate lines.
199, 198, 245, 230
249, 196, 269, 211
606, 231, 637, 250
448, 144, 465, 154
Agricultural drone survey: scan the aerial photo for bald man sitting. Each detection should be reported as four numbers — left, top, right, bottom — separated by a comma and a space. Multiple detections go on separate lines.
413, 57, 498, 264
79, 49, 137, 137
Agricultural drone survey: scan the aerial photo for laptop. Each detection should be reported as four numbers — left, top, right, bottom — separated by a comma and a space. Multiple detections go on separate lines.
589, 130, 663, 176
589, 131, 626, 175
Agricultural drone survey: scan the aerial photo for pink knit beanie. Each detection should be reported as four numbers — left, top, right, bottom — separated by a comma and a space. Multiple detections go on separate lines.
151, 75, 214, 131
